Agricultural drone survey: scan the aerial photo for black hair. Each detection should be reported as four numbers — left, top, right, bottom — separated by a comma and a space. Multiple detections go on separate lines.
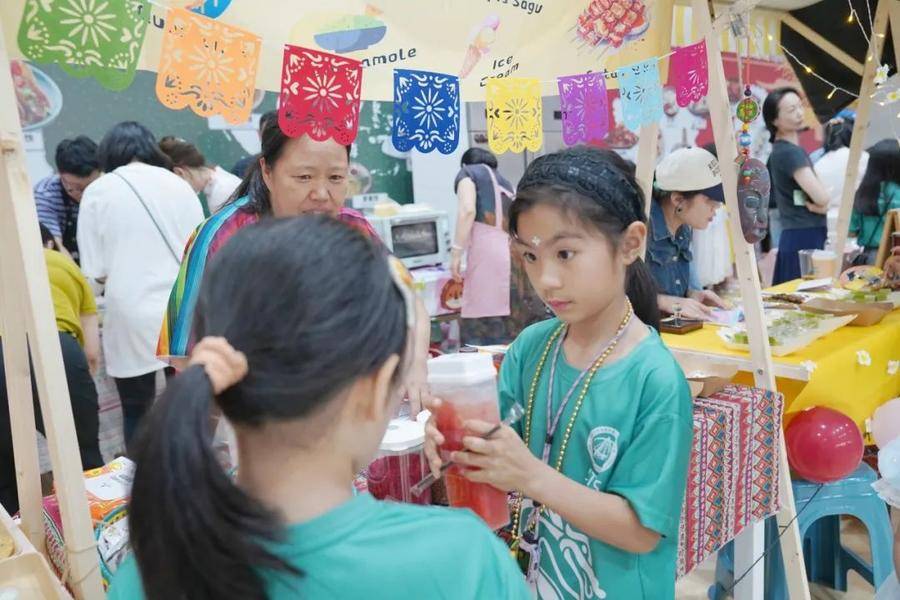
854, 139, 900, 217
762, 87, 800, 144
54, 136, 98, 177
822, 116, 854, 153
510, 146, 660, 329
227, 118, 352, 215
97, 122, 172, 172
652, 187, 705, 206
159, 136, 208, 169
38, 223, 56, 249
258, 109, 278, 133
128, 216, 409, 600
461, 147, 499, 170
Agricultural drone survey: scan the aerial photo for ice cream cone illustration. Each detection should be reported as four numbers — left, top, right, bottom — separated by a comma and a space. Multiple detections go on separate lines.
460, 15, 500, 78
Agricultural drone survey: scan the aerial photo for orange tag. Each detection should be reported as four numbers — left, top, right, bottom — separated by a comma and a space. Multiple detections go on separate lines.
156, 8, 261, 124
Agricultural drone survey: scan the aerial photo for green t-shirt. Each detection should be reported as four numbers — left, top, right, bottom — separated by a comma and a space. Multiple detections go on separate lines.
107, 494, 531, 600
499, 319, 693, 599
850, 181, 900, 250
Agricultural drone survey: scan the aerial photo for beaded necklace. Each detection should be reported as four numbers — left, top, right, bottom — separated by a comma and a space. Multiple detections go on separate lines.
508, 299, 634, 572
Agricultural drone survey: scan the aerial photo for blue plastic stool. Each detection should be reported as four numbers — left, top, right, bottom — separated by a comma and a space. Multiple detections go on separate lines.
708, 463, 894, 599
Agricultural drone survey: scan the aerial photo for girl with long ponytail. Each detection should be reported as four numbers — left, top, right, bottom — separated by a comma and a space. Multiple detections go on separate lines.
424, 146, 693, 599
109, 216, 529, 600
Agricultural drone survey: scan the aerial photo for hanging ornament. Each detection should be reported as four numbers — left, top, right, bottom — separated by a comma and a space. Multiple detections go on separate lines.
736, 88, 759, 124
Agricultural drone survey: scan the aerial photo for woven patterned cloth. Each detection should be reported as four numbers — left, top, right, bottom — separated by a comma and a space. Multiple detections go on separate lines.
677, 385, 784, 577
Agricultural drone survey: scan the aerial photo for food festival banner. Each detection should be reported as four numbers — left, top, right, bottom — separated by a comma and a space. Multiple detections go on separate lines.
5, 0, 675, 101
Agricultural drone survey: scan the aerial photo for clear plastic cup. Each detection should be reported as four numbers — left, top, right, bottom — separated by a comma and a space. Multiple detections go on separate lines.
798, 249, 815, 279
427, 353, 510, 530
366, 418, 431, 505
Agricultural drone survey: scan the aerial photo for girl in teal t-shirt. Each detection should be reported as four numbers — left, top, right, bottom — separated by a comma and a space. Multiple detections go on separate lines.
425, 147, 693, 599
107, 217, 529, 600
850, 139, 900, 255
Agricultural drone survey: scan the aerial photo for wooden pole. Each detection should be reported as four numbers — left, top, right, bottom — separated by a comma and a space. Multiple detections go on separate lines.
891, 1, 900, 85
831, 0, 891, 278
0, 28, 103, 600
780, 14, 864, 76
0, 246, 44, 553
635, 0, 666, 254
635, 123, 659, 217
690, 1, 810, 598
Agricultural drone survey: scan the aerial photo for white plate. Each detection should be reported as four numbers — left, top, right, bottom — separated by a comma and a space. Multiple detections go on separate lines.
717, 314, 856, 357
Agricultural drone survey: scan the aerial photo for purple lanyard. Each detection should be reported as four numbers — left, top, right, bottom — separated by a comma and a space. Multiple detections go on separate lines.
541, 322, 630, 464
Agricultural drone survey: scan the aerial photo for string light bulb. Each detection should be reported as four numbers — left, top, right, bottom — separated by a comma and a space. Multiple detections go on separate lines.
847, 11, 854, 23
828, 87, 837, 99
805, 66, 813, 74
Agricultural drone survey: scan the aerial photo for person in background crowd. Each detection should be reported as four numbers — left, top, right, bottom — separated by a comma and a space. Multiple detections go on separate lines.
230, 110, 278, 179
814, 112, 869, 244
0, 224, 103, 514
159, 136, 242, 215
763, 87, 831, 284
450, 147, 547, 345
850, 139, 900, 262
648, 147, 729, 321
809, 108, 856, 164
158, 118, 432, 414
689, 143, 733, 293
108, 217, 530, 600
33, 136, 101, 263
77, 122, 204, 447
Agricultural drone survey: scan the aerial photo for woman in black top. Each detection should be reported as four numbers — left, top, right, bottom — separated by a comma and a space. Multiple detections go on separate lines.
763, 87, 831, 284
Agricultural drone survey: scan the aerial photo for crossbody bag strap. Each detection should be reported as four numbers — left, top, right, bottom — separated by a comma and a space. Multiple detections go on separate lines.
112, 171, 182, 265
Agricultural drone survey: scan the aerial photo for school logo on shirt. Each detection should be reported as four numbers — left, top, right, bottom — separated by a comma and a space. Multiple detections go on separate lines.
587, 426, 619, 474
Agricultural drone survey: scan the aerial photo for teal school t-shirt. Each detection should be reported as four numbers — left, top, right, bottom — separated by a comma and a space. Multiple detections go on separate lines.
499, 319, 693, 600
107, 493, 531, 600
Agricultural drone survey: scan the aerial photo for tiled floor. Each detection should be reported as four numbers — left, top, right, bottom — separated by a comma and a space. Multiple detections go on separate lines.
676, 516, 896, 599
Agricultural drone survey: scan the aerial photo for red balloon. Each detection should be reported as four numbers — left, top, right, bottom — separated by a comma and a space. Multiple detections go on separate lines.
785, 407, 863, 484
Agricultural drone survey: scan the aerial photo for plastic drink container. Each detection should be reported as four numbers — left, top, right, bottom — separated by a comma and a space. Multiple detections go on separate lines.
427, 353, 510, 530
366, 418, 431, 505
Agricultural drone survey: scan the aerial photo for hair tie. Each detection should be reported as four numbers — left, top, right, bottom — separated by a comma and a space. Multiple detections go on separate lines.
189, 337, 249, 395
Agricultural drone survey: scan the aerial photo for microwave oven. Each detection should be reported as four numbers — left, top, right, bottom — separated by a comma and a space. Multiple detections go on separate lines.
367, 207, 451, 269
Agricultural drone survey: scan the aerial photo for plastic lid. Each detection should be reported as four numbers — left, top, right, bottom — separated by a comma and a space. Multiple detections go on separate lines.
427, 352, 496, 386
379, 418, 425, 453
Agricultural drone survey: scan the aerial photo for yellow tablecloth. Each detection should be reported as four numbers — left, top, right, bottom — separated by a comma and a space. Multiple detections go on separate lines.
662, 281, 900, 428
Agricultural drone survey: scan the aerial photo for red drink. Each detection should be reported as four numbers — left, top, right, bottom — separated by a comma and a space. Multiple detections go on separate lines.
366, 453, 431, 505
429, 354, 510, 530
366, 418, 430, 505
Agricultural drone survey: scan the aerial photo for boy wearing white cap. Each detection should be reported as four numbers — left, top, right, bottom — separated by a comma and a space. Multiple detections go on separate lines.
648, 147, 729, 321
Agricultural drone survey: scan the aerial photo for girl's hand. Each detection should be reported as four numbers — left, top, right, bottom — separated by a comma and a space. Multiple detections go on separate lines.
423, 396, 445, 478
403, 362, 430, 416
450, 249, 463, 282
452, 419, 545, 494
689, 289, 730, 309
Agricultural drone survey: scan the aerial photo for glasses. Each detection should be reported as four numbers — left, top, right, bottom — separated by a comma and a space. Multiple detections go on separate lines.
60, 174, 94, 196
